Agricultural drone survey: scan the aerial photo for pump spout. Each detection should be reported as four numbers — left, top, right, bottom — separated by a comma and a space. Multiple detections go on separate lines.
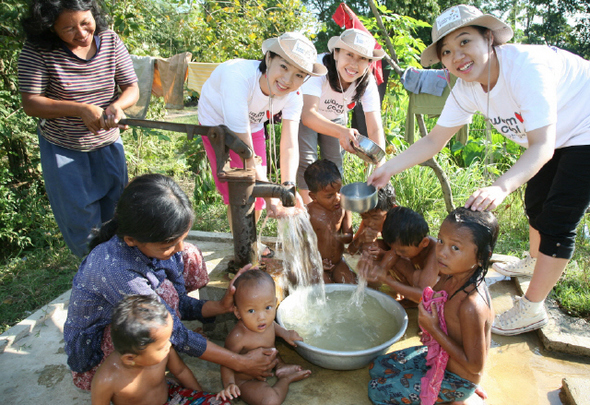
251, 182, 296, 207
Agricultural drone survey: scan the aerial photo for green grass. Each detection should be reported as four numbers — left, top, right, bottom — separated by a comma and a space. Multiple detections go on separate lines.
0, 243, 80, 334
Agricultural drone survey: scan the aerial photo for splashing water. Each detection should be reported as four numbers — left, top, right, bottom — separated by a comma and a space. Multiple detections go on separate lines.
275, 211, 325, 295
351, 274, 367, 306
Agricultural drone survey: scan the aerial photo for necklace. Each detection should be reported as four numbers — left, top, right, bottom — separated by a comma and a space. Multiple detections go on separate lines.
264, 73, 278, 178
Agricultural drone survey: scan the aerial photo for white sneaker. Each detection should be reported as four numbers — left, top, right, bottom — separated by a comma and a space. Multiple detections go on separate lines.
492, 296, 548, 336
492, 253, 536, 277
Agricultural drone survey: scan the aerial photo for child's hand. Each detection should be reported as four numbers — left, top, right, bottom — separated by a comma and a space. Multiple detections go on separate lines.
367, 244, 385, 261
283, 329, 304, 347
418, 301, 439, 335
217, 383, 240, 401
359, 227, 380, 244
322, 258, 335, 272
357, 251, 386, 283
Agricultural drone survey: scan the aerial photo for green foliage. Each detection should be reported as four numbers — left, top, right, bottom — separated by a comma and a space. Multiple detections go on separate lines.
480, 0, 590, 59
0, 246, 80, 334
361, 5, 430, 69
300, 0, 439, 53
553, 261, 590, 319
448, 115, 521, 170
102, 0, 315, 61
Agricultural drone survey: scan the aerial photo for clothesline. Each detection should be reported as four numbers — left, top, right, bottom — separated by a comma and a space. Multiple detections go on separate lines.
125, 52, 219, 119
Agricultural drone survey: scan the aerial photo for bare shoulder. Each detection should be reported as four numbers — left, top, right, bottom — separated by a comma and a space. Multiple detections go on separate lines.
226, 321, 259, 353
458, 284, 493, 322
93, 353, 119, 387
306, 201, 320, 216
225, 322, 248, 347
91, 354, 120, 403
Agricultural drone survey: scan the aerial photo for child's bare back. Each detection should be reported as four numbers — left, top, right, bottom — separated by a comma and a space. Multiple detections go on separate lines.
391, 236, 439, 290
92, 351, 169, 405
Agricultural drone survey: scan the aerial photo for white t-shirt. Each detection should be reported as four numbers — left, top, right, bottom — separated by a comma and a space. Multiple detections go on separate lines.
438, 44, 590, 149
197, 59, 303, 134
300, 53, 381, 121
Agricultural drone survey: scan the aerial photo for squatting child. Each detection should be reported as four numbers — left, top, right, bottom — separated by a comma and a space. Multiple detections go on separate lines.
359, 206, 438, 303
217, 269, 311, 405
368, 207, 498, 405
304, 159, 355, 283
91, 295, 228, 405
348, 184, 397, 260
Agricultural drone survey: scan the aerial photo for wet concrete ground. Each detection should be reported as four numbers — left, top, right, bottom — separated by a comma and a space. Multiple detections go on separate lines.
1, 231, 589, 404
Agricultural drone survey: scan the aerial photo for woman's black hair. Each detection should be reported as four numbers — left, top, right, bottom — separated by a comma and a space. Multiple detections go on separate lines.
323, 51, 370, 103
258, 51, 279, 74
21, 0, 108, 50
445, 207, 499, 300
89, 173, 195, 251
435, 25, 500, 62
111, 295, 170, 355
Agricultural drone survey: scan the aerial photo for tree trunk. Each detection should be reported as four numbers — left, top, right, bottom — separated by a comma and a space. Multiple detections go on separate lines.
417, 115, 455, 213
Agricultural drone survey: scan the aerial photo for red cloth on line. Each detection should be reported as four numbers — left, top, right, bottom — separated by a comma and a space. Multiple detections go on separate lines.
332, 3, 384, 85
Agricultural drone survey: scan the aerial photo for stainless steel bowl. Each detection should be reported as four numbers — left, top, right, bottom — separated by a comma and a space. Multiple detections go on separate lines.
340, 182, 377, 213
351, 135, 386, 164
276, 284, 408, 370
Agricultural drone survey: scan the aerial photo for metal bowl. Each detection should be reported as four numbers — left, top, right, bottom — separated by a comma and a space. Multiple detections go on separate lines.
340, 182, 377, 213
276, 284, 408, 370
351, 135, 386, 164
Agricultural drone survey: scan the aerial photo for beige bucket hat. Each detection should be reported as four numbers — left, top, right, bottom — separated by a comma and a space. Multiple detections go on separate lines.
262, 32, 327, 77
328, 28, 385, 60
421, 4, 513, 67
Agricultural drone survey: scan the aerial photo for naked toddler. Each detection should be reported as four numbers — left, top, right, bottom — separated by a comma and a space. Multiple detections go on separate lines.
218, 269, 311, 405
91, 295, 227, 405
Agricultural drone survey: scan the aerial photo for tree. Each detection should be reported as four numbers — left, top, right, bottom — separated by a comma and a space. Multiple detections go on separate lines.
301, 0, 440, 52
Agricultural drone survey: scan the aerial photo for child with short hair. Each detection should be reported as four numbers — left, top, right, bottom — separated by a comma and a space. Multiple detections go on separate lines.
368, 208, 498, 405
348, 184, 397, 260
358, 206, 438, 303
91, 295, 228, 405
304, 159, 355, 284
217, 269, 311, 404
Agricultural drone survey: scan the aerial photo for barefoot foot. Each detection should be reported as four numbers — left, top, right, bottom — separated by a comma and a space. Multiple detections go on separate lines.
275, 364, 311, 383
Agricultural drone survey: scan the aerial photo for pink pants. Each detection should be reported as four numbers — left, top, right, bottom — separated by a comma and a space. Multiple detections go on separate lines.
202, 128, 267, 211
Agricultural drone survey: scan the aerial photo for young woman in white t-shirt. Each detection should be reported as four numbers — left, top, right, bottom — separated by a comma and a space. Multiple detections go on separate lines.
369, 4, 590, 336
198, 32, 326, 236
296, 28, 386, 203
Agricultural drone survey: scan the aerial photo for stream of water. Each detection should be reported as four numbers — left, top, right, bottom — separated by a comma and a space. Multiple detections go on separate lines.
273, 212, 400, 352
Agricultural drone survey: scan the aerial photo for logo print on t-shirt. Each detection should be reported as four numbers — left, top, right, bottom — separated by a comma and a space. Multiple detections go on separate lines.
515, 112, 524, 123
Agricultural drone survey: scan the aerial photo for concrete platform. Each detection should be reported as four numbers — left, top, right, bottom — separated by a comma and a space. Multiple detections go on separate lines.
1, 231, 590, 404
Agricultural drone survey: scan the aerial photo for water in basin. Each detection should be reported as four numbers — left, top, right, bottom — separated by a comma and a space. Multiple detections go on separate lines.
279, 286, 402, 351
